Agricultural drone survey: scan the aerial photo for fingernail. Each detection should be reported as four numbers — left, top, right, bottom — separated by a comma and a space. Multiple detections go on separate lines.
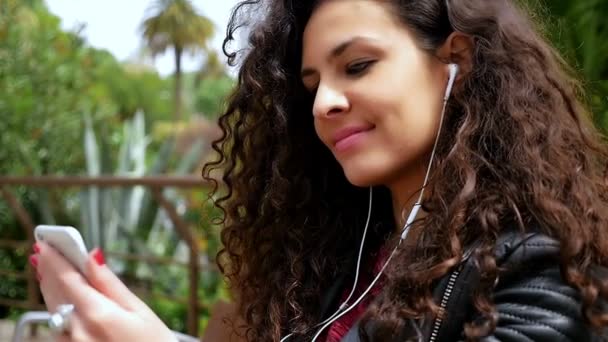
33, 243, 41, 254
92, 248, 105, 266
29, 254, 38, 268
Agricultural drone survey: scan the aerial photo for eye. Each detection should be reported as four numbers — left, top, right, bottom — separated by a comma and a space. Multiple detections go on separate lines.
304, 84, 318, 96
346, 60, 375, 76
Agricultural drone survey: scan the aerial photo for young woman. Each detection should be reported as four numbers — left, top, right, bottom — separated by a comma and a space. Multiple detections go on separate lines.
32, 0, 608, 341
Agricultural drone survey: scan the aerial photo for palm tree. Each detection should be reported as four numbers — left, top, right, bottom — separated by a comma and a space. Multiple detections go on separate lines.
194, 50, 226, 87
141, 0, 215, 121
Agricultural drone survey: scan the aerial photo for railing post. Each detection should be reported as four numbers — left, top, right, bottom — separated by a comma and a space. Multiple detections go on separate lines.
0, 186, 39, 337
151, 188, 200, 337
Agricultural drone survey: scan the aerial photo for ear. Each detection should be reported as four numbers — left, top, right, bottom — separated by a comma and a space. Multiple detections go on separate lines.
436, 32, 474, 80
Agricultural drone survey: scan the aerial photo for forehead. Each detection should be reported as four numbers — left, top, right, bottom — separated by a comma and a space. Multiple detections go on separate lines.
302, 1, 403, 59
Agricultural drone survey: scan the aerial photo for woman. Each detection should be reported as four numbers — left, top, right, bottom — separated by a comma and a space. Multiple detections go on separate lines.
32, 0, 608, 341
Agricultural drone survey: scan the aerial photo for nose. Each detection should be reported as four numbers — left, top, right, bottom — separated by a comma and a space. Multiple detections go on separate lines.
312, 82, 349, 118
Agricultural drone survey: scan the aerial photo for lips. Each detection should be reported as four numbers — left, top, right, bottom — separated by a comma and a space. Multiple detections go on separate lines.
332, 125, 374, 148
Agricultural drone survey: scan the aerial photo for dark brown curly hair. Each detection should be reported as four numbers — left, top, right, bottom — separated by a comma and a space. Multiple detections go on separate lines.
202, 0, 608, 340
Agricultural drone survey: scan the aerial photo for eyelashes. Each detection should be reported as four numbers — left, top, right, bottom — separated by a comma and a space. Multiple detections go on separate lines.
345, 60, 376, 76
304, 59, 378, 94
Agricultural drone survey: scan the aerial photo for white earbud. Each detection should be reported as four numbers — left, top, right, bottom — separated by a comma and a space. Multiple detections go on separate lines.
444, 63, 459, 101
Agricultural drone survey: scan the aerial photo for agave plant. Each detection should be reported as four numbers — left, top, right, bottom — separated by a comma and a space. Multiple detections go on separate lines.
55, 111, 206, 278
21, 111, 219, 332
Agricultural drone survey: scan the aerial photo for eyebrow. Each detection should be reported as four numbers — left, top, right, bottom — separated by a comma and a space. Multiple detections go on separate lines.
301, 36, 377, 78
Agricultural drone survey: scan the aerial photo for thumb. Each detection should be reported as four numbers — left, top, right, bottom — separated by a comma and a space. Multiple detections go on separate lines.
85, 248, 149, 313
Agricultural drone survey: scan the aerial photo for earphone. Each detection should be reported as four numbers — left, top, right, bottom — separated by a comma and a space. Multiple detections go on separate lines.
280, 63, 459, 341
445, 63, 459, 101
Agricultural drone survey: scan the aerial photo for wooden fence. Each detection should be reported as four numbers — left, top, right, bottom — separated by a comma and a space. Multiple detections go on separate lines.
0, 175, 217, 337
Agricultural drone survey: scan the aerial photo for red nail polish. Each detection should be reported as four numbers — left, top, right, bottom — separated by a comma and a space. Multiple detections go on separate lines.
29, 254, 38, 268
92, 248, 105, 266
33, 243, 41, 254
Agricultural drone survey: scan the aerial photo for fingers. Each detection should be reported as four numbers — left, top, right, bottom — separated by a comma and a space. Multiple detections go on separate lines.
52, 313, 91, 342
32, 243, 174, 342
36, 242, 118, 316
85, 248, 150, 313
52, 310, 122, 342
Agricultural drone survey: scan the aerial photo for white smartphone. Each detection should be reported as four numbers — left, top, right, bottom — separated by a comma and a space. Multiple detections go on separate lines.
34, 225, 89, 275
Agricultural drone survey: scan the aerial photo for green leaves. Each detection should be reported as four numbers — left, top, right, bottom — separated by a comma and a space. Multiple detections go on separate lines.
529, 0, 608, 131
0, 1, 176, 175
0, 1, 228, 329
141, 0, 215, 55
194, 75, 235, 119
140, 0, 216, 121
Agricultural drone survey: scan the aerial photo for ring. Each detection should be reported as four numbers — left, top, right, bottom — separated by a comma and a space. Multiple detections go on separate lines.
48, 304, 75, 334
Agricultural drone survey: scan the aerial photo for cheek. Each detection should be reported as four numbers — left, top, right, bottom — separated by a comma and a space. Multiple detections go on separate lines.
389, 104, 441, 148
372, 89, 442, 151
344, 87, 443, 184
313, 118, 332, 149
381, 67, 445, 146
372, 54, 445, 137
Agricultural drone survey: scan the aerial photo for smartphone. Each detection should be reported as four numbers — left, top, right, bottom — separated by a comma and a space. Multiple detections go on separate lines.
34, 225, 89, 275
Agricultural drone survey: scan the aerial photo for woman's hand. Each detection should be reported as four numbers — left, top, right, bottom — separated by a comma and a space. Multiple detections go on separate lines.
31, 242, 178, 342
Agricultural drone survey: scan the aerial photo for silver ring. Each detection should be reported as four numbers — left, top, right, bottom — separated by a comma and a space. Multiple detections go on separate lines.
48, 304, 75, 334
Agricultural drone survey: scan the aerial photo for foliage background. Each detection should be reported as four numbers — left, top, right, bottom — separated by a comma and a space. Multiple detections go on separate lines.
0, 0, 233, 334
0, 0, 607, 336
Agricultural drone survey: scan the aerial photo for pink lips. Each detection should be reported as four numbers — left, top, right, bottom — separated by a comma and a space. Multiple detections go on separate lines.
333, 125, 374, 152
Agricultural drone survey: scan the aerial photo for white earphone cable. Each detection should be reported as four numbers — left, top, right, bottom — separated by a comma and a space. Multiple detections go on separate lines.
282, 64, 458, 341
280, 187, 374, 342
314, 186, 374, 325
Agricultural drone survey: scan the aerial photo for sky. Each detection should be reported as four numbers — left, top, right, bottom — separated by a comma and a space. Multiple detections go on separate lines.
45, 0, 242, 76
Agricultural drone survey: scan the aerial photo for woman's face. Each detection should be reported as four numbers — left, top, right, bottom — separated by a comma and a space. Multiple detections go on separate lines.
301, 0, 449, 187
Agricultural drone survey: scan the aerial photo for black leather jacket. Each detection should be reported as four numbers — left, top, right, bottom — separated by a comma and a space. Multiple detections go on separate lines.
319, 230, 605, 341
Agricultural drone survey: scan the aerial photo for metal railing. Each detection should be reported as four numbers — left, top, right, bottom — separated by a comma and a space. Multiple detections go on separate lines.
0, 175, 217, 338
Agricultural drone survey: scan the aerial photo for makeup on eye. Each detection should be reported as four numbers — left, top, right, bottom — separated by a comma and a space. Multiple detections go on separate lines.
301, 39, 385, 91
302, 58, 377, 93
345, 59, 376, 76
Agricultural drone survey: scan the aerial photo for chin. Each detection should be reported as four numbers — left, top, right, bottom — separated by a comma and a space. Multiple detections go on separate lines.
336, 151, 398, 187
341, 163, 387, 188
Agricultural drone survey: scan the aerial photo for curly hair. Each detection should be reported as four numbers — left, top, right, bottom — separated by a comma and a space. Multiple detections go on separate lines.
202, 0, 608, 340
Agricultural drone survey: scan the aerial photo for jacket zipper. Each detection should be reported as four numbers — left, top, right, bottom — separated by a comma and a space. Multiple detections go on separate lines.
428, 266, 462, 342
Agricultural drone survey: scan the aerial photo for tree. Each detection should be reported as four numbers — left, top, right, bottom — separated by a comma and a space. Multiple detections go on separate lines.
192, 50, 234, 119
194, 50, 225, 87
194, 75, 234, 119
526, 0, 608, 131
141, 0, 215, 122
